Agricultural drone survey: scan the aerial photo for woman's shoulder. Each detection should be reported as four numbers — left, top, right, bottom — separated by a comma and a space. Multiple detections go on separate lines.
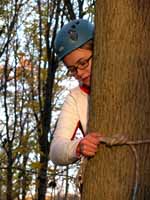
63, 86, 88, 109
70, 86, 80, 93
70, 85, 89, 96
69, 86, 87, 97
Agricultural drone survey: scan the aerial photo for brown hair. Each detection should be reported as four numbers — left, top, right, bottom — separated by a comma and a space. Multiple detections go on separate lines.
80, 39, 93, 51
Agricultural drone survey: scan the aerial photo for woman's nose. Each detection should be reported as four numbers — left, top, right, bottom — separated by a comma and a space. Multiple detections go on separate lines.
76, 68, 84, 77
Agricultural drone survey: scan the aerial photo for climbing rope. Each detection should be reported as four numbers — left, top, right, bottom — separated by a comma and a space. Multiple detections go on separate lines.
76, 134, 150, 200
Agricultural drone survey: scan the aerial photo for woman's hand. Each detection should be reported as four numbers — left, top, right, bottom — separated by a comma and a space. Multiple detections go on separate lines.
76, 132, 102, 157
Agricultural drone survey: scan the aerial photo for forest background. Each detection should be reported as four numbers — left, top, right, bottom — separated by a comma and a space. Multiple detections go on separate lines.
0, 0, 95, 200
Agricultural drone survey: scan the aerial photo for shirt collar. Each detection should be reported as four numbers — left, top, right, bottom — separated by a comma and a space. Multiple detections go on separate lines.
79, 84, 90, 94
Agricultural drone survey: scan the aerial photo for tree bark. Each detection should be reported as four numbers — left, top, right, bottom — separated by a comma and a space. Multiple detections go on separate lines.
7, 145, 13, 200
82, 0, 150, 200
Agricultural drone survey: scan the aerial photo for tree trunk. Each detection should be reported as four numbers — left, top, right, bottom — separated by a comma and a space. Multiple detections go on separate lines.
64, 166, 69, 200
0, 163, 2, 200
22, 154, 28, 200
82, 1, 150, 200
7, 146, 13, 200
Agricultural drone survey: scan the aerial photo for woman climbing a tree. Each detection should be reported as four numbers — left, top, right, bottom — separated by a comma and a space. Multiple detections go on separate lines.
50, 19, 101, 165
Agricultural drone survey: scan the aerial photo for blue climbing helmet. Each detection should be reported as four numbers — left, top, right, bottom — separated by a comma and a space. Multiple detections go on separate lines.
54, 19, 94, 60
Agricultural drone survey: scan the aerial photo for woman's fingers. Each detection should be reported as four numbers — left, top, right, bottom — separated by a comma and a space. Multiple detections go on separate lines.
79, 132, 102, 157
79, 142, 98, 156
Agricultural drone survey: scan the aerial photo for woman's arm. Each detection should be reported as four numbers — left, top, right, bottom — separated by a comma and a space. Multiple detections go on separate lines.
50, 92, 82, 165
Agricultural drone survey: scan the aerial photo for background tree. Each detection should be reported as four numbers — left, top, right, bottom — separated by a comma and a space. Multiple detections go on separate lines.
0, 0, 95, 199
82, 0, 150, 200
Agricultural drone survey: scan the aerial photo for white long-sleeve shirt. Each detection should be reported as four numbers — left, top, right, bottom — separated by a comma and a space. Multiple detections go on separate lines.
50, 85, 89, 165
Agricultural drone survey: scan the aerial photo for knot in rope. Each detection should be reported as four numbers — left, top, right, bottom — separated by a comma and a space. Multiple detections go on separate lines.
100, 134, 128, 147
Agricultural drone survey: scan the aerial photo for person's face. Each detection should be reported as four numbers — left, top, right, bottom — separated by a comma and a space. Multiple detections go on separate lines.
63, 48, 92, 86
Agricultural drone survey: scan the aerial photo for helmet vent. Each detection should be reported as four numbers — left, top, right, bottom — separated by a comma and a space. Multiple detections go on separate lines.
58, 46, 64, 52
68, 29, 78, 41
71, 25, 76, 29
76, 21, 80, 24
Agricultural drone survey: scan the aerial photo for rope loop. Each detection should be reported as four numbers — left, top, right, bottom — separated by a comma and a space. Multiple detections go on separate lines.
76, 134, 150, 200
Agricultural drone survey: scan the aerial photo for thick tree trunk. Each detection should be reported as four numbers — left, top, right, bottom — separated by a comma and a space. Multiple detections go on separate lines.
82, 1, 150, 200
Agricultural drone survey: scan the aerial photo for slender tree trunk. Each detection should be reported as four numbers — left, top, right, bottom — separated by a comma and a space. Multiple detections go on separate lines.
64, 166, 69, 200
7, 146, 13, 200
37, 1, 60, 199
82, 0, 150, 200
22, 154, 28, 200
0, 163, 2, 200
37, 1, 49, 199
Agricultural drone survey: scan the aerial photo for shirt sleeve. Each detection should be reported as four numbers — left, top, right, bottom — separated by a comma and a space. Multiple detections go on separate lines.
49, 92, 82, 165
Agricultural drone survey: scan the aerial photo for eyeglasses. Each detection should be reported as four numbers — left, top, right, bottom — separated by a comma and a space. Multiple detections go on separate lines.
66, 55, 93, 76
